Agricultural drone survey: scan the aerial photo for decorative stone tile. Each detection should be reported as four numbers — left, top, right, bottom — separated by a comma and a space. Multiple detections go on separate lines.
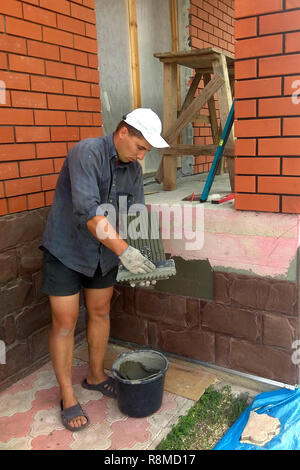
0, 436, 32, 450
70, 422, 113, 450
0, 389, 36, 417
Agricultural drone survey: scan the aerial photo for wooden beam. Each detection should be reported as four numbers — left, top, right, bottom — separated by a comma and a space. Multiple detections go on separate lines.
127, 0, 141, 109
164, 73, 224, 145
159, 144, 235, 156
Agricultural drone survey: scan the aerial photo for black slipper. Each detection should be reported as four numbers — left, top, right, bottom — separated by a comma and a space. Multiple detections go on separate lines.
81, 377, 117, 398
60, 400, 90, 432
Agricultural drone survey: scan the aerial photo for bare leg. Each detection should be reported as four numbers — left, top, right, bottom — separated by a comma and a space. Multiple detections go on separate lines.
48, 293, 87, 429
84, 286, 114, 384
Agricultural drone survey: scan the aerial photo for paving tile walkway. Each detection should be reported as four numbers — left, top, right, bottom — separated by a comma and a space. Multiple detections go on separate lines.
0, 358, 194, 450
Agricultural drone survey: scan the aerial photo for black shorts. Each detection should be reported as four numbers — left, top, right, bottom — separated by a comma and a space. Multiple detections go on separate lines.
41, 249, 118, 296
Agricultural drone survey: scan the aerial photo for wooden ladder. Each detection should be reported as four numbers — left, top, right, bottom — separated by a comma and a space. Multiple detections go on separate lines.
153, 47, 235, 191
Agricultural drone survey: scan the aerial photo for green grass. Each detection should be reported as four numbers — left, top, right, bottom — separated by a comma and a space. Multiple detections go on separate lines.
156, 385, 248, 450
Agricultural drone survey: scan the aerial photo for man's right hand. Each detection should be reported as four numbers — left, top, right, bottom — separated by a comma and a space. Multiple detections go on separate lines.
119, 246, 156, 274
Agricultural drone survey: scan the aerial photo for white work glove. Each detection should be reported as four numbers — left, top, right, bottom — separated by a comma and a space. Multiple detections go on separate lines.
119, 246, 156, 274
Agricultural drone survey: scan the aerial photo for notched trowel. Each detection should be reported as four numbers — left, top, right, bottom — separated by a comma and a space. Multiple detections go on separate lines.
116, 211, 176, 285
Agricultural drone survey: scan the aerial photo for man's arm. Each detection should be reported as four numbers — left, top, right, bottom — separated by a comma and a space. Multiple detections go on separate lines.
86, 215, 128, 256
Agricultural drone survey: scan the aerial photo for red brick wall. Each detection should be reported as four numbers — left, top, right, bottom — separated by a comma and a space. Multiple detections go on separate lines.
235, 0, 300, 213
0, 0, 101, 216
189, 0, 235, 175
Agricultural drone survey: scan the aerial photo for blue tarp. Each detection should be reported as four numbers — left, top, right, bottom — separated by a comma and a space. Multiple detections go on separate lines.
214, 387, 300, 450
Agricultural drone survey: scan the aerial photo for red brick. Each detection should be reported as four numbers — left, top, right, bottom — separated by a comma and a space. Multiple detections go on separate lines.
76, 66, 99, 83
80, 127, 101, 139
46, 61, 75, 79
235, 59, 257, 79
235, 193, 280, 212
9, 54, 44, 75
78, 97, 100, 112
47, 94, 77, 110
57, 14, 85, 35
260, 11, 300, 35
286, 33, 300, 54
54, 158, 65, 173
235, 157, 280, 174
88, 54, 98, 69
74, 34, 98, 54
236, 35, 282, 60
85, 23, 97, 39
37, 142, 67, 158
45, 190, 54, 206
259, 97, 300, 117
71, 3, 96, 24
260, 54, 300, 77
0, 127, 14, 143
0, 143, 35, 162
0, 162, 19, 180
27, 40, 59, 61
235, 100, 257, 118
91, 84, 100, 97
235, 139, 257, 156
235, 0, 283, 19
258, 176, 300, 194
20, 159, 54, 177
0, 52, 7, 70
282, 158, 300, 175
258, 138, 300, 155
0, 1, 23, 18
34, 110, 66, 125
63, 79, 91, 96
41, 174, 59, 190
60, 48, 88, 66
66, 112, 94, 126
16, 127, 50, 143
282, 196, 300, 214
286, 0, 300, 8
0, 70, 30, 90
93, 113, 102, 126
0, 15, 4, 33
0, 35, 26, 54
39, 0, 70, 16
31, 75, 63, 93
50, 127, 79, 141
83, 0, 95, 7
6, 17, 42, 41
11, 91, 47, 109
235, 118, 281, 138
235, 175, 256, 192
0, 182, 4, 197
27, 192, 45, 210
43, 27, 73, 48
0, 199, 8, 216
235, 77, 281, 99
283, 118, 300, 136
0, 109, 34, 125
24, 4, 57, 27
235, 18, 257, 39
5, 177, 41, 197
8, 196, 27, 213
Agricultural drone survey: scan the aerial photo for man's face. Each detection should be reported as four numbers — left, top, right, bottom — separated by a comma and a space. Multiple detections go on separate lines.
116, 127, 152, 163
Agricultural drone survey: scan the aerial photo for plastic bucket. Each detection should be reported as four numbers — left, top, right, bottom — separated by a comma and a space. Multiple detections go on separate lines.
112, 349, 169, 418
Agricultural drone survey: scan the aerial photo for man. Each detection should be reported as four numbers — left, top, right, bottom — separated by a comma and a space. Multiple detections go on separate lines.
40, 108, 169, 432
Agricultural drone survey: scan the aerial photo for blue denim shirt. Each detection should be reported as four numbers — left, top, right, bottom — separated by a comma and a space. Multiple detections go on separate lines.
41, 134, 145, 276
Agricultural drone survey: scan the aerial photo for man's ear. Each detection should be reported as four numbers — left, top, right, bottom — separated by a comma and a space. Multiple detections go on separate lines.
118, 126, 129, 139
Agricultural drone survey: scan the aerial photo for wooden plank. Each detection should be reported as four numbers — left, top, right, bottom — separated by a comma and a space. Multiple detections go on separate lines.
162, 62, 178, 190
180, 72, 202, 115
212, 54, 235, 190
164, 73, 224, 145
127, 0, 144, 172
159, 144, 234, 156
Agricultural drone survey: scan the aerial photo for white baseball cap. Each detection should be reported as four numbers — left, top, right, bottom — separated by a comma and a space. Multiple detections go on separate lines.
124, 108, 170, 148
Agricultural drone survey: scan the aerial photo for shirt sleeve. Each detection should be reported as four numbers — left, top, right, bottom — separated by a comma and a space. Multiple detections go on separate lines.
67, 140, 102, 227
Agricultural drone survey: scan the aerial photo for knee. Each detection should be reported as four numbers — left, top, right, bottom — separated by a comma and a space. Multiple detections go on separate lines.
88, 301, 111, 319
51, 317, 78, 336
